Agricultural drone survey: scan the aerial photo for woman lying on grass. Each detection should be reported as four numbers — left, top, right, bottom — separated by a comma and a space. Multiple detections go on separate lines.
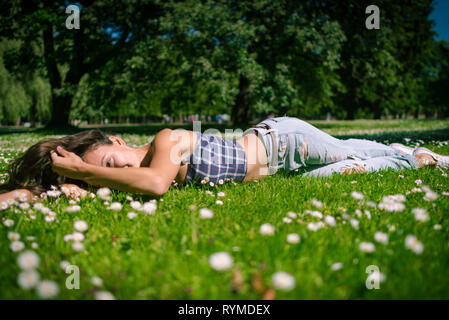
0, 116, 448, 203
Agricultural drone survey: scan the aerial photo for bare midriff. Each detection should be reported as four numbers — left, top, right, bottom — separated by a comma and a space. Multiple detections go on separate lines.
236, 133, 269, 181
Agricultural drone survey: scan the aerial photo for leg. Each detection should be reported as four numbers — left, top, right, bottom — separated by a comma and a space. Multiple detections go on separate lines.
302, 154, 419, 178
254, 116, 405, 166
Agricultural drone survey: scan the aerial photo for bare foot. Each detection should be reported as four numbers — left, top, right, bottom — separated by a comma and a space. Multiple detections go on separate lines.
415, 153, 437, 168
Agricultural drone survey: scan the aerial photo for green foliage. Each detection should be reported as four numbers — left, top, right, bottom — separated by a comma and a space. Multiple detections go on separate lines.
0, 0, 447, 125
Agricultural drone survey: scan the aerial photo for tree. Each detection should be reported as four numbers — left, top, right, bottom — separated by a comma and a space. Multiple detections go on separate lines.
0, 0, 164, 127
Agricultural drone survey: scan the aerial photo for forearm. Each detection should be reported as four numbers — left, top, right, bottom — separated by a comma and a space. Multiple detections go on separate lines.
81, 164, 167, 196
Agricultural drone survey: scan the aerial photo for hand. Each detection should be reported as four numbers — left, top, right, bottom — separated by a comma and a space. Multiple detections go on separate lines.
50, 146, 87, 180
59, 184, 88, 199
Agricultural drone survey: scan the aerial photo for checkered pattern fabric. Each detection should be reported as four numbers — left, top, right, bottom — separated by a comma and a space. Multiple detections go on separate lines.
184, 132, 247, 184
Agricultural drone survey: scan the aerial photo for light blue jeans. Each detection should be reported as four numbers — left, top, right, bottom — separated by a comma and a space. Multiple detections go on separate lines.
242, 116, 419, 177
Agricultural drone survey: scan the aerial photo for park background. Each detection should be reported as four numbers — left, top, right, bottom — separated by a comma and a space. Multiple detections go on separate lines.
0, 0, 448, 128
1, 0, 449, 301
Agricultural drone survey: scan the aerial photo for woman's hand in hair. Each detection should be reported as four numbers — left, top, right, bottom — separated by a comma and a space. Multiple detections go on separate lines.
59, 184, 88, 199
50, 146, 87, 180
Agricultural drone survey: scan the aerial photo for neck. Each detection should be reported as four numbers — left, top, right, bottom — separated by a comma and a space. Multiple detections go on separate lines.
137, 143, 152, 167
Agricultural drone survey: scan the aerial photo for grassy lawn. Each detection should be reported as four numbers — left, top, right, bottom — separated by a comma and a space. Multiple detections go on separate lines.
1, 119, 449, 299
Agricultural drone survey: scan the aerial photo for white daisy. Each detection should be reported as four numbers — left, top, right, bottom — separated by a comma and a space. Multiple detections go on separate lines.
8, 232, 20, 241
351, 191, 364, 200
95, 291, 116, 300
412, 208, 429, 222
91, 276, 103, 287
36, 280, 59, 299
44, 215, 55, 223
359, 242, 375, 253
4, 219, 14, 227
74, 220, 88, 232
59, 261, 71, 272
10, 240, 25, 252
405, 235, 424, 254
0, 201, 8, 210
127, 212, 137, 219
423, 190, 438, 201
109, 202, 122, 211
46, 190, 61, 198
130, 201, 142, 211
72, 241, 84, 252
287, 211, 297, 219
19, 202, 30, 210
18, 270, 40, 290
259, 223, 275, 235
71, 232, 85, 242
374, 231, 389, 244
282, 217, 292, 224
331, 262, 343, 271
199, 208, 214, 219
209, 252, 233, 271
66, 205, 81, 213
272, 271, 295, 291
307, 210, 323, 219
215, 200, 223, 205
311, 198, 323, 208
63, 234, 74, 242
96, 187, 111, 200
217, 192, 225, 197
286, 233, 300, 244
364, 210, 372, 219
350, 219, 359, 229
17, 251, 40, 270
324, 215, 336, 227
307, 222, 321, 232
378, 195, 406, 212
142, 202, 157, 215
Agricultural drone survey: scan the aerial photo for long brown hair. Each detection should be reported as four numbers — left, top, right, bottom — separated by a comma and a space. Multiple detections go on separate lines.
0, 129, 113, 195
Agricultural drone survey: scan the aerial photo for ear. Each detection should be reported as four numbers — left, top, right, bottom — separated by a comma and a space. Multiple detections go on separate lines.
108, 136, 126, 146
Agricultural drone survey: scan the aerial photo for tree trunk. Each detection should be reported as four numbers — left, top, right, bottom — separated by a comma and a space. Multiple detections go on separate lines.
232, 74, 251, 125
346, 106, 356, 120
373, 104, 382, 120
48, 94, 72, 127
30, 95, 37, 128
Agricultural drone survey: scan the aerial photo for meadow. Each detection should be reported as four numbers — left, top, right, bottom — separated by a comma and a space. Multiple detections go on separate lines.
1, 119, 449, 299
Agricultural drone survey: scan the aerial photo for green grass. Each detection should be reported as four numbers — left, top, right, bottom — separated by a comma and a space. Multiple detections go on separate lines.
1, 120, 449, 299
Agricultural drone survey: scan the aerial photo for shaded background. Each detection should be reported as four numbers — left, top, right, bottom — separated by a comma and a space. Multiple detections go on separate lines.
0, 0, 448, 128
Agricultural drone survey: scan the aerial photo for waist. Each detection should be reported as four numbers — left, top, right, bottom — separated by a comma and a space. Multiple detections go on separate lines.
184, 133, 248, 184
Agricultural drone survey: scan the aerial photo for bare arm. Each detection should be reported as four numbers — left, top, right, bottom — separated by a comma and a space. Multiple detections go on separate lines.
51, 129, 181, 196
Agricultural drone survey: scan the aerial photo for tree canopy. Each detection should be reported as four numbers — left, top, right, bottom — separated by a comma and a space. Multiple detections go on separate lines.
0, 0, 447, 127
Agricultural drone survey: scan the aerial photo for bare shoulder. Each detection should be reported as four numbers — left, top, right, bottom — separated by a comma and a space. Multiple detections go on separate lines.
154, 128, 194, 146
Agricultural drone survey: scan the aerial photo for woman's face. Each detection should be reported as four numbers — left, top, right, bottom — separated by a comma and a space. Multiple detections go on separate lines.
83, 137, 141, 168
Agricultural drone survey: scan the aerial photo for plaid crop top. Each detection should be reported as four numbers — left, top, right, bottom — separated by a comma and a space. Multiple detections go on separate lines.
181, 132, 247, 185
